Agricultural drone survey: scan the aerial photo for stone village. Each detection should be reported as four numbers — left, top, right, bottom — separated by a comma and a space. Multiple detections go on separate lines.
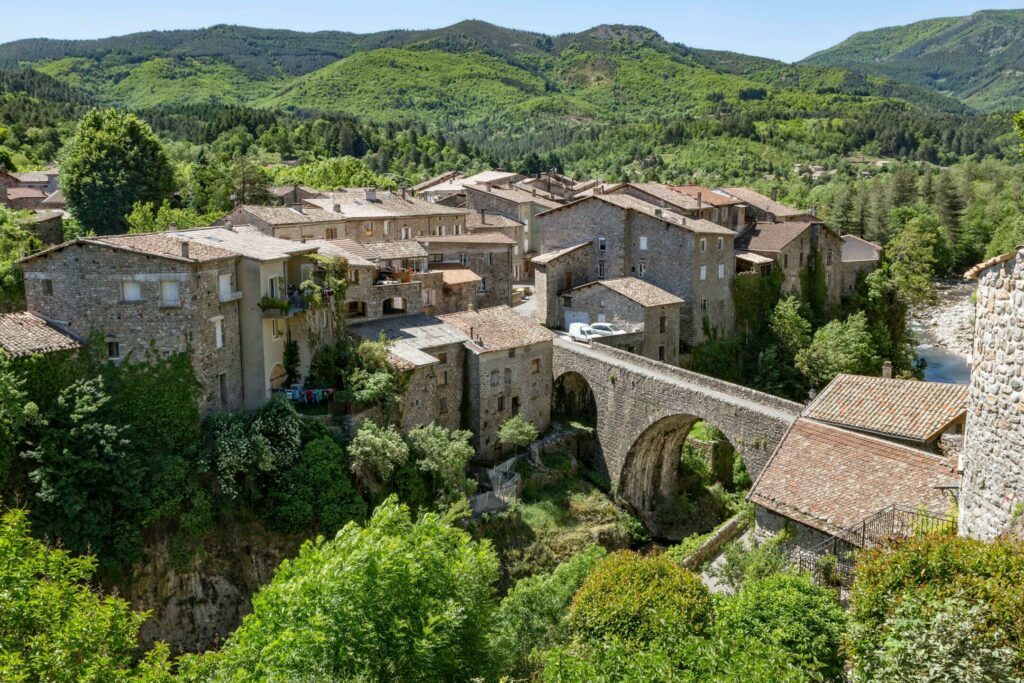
2, 166, 1023, 564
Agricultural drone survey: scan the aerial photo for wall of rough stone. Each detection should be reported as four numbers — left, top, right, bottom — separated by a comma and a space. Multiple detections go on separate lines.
534, 245, 594, 328
754, 505, 833, 551
959, 249, 1024, 539
397, 341, 466, 433
419, 241, 512, 308
562, 284, 681, 364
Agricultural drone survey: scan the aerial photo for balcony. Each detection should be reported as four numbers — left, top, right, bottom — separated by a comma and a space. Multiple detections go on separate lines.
260, 292, 308, 319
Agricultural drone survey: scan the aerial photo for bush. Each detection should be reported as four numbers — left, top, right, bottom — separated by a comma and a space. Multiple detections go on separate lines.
406, 423, 475, 507
708, 529, 792, 592
568, 551, 712, 649
848, 534, 1024, 677
490, 545, 607, 679
716, 573, 846, 679
347, 419, 409, 496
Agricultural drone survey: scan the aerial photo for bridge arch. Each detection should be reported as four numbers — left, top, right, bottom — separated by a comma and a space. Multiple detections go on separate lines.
553, 371, 597, 423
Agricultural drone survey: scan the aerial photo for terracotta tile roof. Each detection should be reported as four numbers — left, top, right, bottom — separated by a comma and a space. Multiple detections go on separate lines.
41, 190, 64, 206
20, 233, 237, 265
804, 374, 968, 443
671, 185, 740, 207
268, 185, 317, 197
570, 277, 683, 307
617, 183, 704, 211
0, 312, 81, 358
587, 194, 735, 235
362, 240, 427, 261
734, 221, 813, 253
304, 239, 375, 267
433, 266, 481, 285
12, 171, 53, 183
305, 189, 469, 219
720, 187, 810, 219
21, 210, 63, 224
440, 305, 554, 352
749, 418, 956, 538
234, 205, 340, 225
170, 226, 317, 262
465, 212, 523, 230
735, 250, 775, 265
416, 233, 515, 246
412, 171, 463, 193
464, 183, 562, 209
531, 241, 592, 265
965, 247, 1023, 280
6, 187, 46, 200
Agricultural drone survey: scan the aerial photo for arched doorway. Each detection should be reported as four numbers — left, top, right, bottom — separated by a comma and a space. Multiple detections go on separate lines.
553, 371, 597, 424
269, 363, 287, 390
383, 296, 407, 315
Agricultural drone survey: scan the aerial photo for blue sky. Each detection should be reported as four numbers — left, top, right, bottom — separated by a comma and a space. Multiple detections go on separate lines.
2, 1, 1022, 62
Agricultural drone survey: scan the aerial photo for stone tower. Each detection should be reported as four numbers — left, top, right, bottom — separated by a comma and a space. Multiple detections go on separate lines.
959, 247, 1024, 539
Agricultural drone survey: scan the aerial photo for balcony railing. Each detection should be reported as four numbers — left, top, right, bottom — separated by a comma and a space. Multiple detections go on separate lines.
260, 292, 308, 318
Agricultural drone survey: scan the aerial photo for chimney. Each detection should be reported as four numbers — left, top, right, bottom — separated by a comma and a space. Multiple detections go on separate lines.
882, 361, 893, 379
168, 222, 178, 231
532, 188, 537, 196
401, 188, 407, 199
771, 187, 778, 202
365, 187, 377, 202
479, 208, 486, 223
809, 207, 817, 217
333, 203, 341, 213
697, 192, 702, 209
654, 208, 663, 218
180, 241, 190, 259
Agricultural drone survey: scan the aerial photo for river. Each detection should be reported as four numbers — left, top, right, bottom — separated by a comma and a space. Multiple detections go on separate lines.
910, 281, 974, 385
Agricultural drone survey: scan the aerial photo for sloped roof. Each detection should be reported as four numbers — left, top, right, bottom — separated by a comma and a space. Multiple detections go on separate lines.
12, 171, 53, 183
570, 277, 683, 307
235, 205, 340, 225
440, 305, 554, 352
464, 183, 562, 209
532, 241, 592, 265
412, 171, 463, 193
840, 234, 882, 262
617, 183, 704, 211
21, 233, 236, 265
306, 189, 469, 219
0, 312, 81, 358
735, 250, 775, 265
804, 373, 968, 444
585, 193, 735, 235
170, 226, 316, 262
720, 187, 810, 219
348, 313, 469, 369
671, 185, 741, 207
304, 239, 375, 267
432, 265, 482, 285
41, 190, 64, 206
465, 211, 523, 230
416, 233, 515, 246
21, 210, 63, 224
6, 187, 46, 200
734, 222, 813, 253
749, 418, 956, 539
363, 240, 427, 261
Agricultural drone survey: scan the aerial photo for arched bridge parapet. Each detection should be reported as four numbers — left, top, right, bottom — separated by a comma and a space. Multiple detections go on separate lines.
552, 339, 801, 531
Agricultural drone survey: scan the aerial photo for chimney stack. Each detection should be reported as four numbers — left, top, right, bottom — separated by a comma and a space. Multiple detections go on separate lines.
697, 192, 702, 209
333, 203, 341, 213
365, 188, 377, 202
654, 208, 663, 218
771, 187, 778, 202
401, 187, 406, 199
180, 240, 190, 259
882, 360, 893, 379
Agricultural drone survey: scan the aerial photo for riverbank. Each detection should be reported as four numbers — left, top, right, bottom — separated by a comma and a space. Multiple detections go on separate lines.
910, 280, 974, 384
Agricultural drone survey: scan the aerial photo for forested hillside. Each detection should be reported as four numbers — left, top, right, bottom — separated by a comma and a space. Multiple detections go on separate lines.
803, 9, 1024, 112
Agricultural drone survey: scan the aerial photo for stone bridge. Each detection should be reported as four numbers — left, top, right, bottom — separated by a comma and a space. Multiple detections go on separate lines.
552, 338, 802, 537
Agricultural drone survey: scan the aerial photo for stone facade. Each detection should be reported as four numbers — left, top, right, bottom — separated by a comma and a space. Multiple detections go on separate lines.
417, 238, 513, 309
464, 185, 558, 254
397, 341, 466, 433
21, 211, 64, 245
533, 242, 594, 328
20, 241, 244, 413
959, 248, 1024, 540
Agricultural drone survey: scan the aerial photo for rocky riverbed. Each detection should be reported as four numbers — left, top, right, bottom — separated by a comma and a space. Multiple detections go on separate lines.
910, 281, 975, 361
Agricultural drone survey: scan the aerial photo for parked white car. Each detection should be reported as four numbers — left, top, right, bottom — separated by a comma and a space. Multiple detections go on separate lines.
588, 322, 625, 336
568, 322, 600, 343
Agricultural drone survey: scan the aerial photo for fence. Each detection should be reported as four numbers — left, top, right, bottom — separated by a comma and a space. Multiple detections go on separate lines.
469, 455, 521, 517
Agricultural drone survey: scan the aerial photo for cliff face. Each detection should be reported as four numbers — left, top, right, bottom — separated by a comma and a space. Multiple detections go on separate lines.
120, 518, 303, 653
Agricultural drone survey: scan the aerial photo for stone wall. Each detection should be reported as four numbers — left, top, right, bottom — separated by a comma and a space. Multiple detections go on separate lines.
754, 505, 833, 551
534, 244, 594, 327
959, 248, 1024, 540
420, 241, 513, 308
397, 341, 466, 433
563, 283, 681, 363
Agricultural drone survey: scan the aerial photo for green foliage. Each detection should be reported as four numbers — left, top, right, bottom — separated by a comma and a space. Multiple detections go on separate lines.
281, 332, 300, 387
347, 419, 409, 496
0, 206, 41, 312
886, 212, 945, 303
796, 311, 882, 389
262, 435, 366, 535
715, 572, 846, 678
799, 250, 828, 325
271, 155, 395, 189
0, 509, 154, 682
405, 423, 476, 507
498, 413, 540, 456
0, 352, 28, 487
490, 545, 607, 679
848, 534, 1024, 678
770, 296, 813, 356
124, 199, 218, 234
59, 108, 175, 234
211, 497, 499, 682
568, 551, 712, 649
708, 529, 792, 593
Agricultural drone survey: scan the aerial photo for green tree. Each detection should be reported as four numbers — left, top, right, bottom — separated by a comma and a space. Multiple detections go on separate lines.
796, 312, 883, 389
60, 109, 175, 235
498, 414, 540, 458
0, 352, 29, 488
0, 509, 162, 682
347, 419, 409, 496
406, 423, 476, 507
770, 296, 811, 356
886, 214, 945, 305
0, 206, 41, 312
125, 200, 216, 234
211, 497, 499, 681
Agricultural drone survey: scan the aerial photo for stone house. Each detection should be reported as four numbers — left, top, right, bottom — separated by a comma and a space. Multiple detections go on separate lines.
535, 193, 736, 348
18, 233, 247, 413
718, 187, 814, 225
416, 233, 515, 309
839, 234, 882, 294
20, 210, 64, 245
749, 417, 957, 553
40, 190, 65, 212
269, 185, 318, 206
465, 209, 528, 280
734, 221, 844, 303
959, 247, 1024, 540
532, 242, 594, 328
670, 185, 746, 229
429, 265, 482, 315
3, 187, 46, 210
464, 183, 561, 255
12, 169, 59, 194
516, 172, 597, 202
601, 183, 725, 226
0, 310, 81, 359
439, 305, 555, 463
415, 170, 526, 203
227, 188, 468, 243
561, 277, 683, 364
0, 170, 19, 188
348, 314, 468, 433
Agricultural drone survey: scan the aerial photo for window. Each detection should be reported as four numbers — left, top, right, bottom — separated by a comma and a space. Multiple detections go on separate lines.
639, 236, 648, 251
699, 265, 707, 281
508, 348, 516, 359
460, 253, 469, 266
497, 396, 505, 413
562, 296, 572, 307
512, 396, 520, 414
401, 227, 411, 240
439, 370, 448, 386
717, 237, 724, 250
700, 299, 708, 311
160, 280, 180, 306
478, 277, 488, 292
121, 281, 142, 302
659, 315, 667, 333
268, 275, 284, 299
42, 278, 53, 295
638, 262, 647, 277
211, 317, 224, 349
424, 288, 437, 306
531, 358, 540, 374
718, 264, 725, 279
826, 272, 832, 287
598, 261, 605, 278
106, 341, 120, 360
348, 269, 360, 285
440, 226, 446, 236
384, 220, 391, 236
531, 382, 538, 399
598, 237, 606, 252
364, 221, 373, 236
219, 373, 228, 408
488, 252, 495, 266
799, 252, 804, 267
504, 368, 512, 384
429, 254, 443, 263
700, 238, 707, 253
490, 369, 499, 386
658, 346, 665, 361
783, 254, 789, 268
219, 273, 234, 299
325, 228, 337, 240
272, 319, 283, 339
826, 250, 833, 266
439, 397, 448, 414
712, 208, 719, 223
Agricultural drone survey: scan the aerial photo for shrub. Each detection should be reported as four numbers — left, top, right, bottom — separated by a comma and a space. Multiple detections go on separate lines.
406, 423, 475, 507
568, 551, 712, 649
848, 534, 1024, 677
708, 529, 792, 592
347, 420, 409, 496
716, 573, 846, 678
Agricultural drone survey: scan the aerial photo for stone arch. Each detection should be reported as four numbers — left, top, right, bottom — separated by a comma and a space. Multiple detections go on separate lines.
269, 363, 287, 390
553, 371, 597, 423
618, 414, 697, 536
383, 296, 407, 315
